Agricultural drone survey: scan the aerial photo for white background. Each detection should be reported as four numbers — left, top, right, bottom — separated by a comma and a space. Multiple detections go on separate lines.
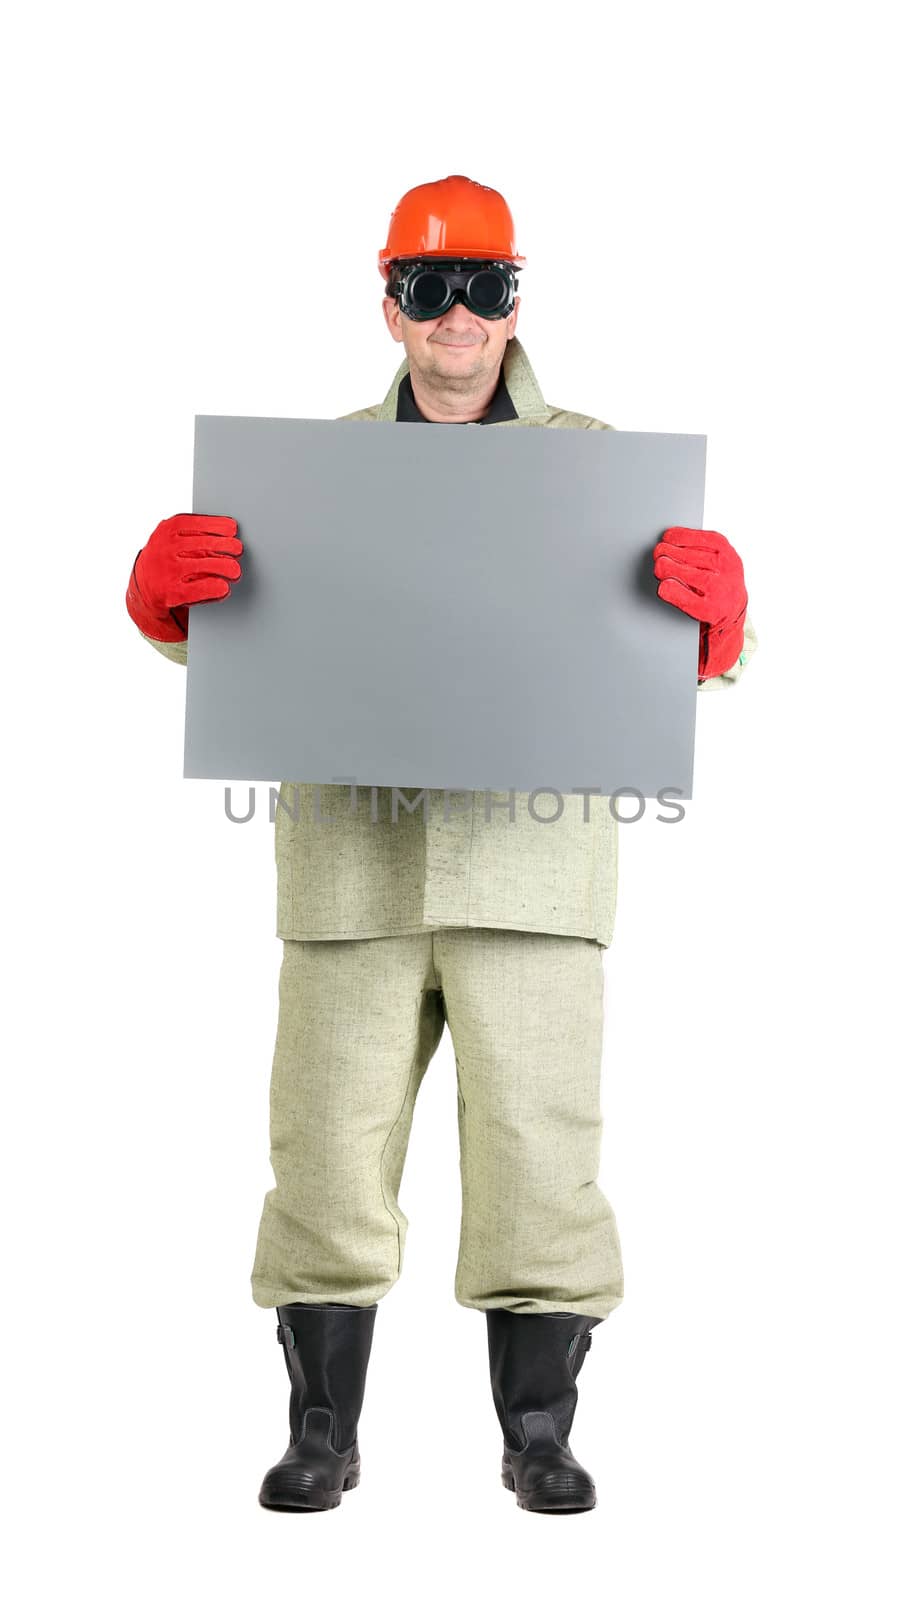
3, 1, 898, 1594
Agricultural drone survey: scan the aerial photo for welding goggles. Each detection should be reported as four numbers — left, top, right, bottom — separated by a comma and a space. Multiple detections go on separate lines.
386, 257, 520, 321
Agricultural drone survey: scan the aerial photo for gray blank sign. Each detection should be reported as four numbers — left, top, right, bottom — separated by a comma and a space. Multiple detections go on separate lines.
185, 418, 705, 797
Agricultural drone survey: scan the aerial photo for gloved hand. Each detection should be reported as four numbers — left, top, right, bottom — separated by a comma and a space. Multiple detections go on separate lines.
653, 527, 748, 679
126, 513, 243, 642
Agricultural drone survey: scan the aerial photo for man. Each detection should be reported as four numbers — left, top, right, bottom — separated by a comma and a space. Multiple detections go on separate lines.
126, 174, 757, 1515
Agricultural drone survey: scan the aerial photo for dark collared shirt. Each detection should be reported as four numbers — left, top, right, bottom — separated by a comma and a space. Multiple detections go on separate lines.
396, 368, 518, 424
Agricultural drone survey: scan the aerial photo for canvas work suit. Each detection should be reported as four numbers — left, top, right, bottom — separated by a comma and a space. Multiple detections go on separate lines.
139, 336, 757, 1319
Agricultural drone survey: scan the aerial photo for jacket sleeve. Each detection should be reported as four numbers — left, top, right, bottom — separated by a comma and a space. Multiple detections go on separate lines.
137, 628, 188, 667
697, 613, 758, 692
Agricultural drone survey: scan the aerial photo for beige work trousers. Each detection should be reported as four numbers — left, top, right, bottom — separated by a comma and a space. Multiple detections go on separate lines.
250, 927, 625, 1320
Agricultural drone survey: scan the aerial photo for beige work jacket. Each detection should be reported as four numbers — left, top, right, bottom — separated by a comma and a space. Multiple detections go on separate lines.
138, 336, 757, 947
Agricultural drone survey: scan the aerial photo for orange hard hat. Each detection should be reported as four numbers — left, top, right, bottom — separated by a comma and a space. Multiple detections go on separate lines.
378, 174, 527, 281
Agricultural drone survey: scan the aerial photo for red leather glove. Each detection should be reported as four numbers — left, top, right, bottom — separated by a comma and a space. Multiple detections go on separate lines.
126, 513, 243, 642
653, 527, 748, 679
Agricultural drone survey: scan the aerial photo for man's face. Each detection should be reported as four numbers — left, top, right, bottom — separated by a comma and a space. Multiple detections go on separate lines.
382, 261, 520, 391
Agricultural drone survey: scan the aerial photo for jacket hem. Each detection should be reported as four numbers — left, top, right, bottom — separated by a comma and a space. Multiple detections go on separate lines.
276, 915, 611, 945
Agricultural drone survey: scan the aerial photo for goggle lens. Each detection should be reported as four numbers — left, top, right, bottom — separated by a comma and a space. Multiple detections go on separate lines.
410, 270, 451, 314
466, 271, 508, 313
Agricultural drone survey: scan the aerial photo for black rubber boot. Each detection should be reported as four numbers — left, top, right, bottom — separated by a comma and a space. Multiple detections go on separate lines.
258, 1301, 378, 1512
485, 1309, 603, 1513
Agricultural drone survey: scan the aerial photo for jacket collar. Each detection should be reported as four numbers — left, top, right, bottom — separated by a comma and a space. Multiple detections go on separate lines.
376, 335, 552, 424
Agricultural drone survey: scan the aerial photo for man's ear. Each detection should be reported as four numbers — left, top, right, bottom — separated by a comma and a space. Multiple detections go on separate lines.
382, 296, 404, 343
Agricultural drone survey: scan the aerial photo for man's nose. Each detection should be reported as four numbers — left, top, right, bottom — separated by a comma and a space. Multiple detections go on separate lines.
441, 297, 478, 323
